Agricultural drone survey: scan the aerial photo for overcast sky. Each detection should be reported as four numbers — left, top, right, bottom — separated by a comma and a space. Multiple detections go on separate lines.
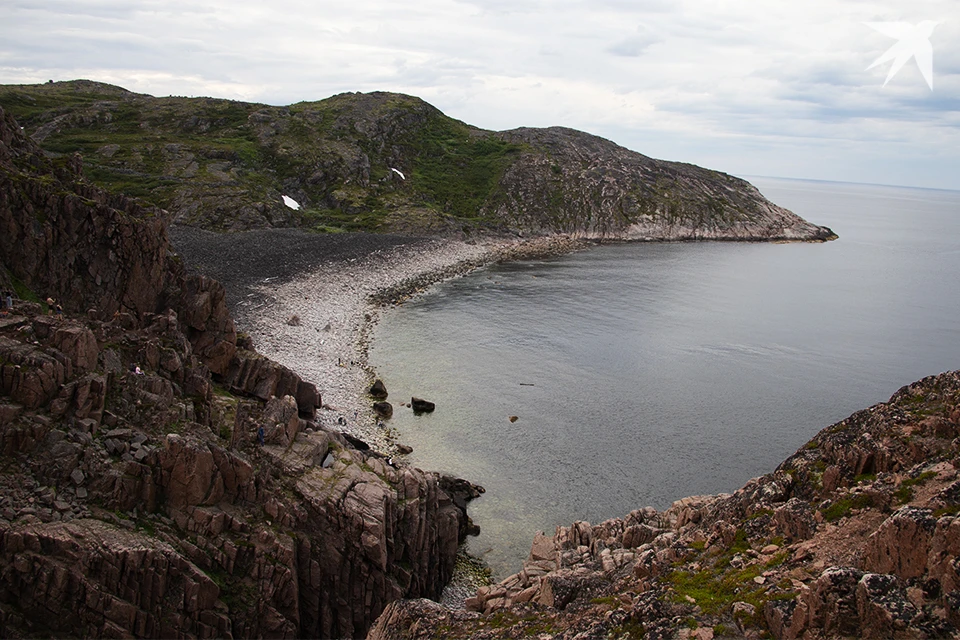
2, 0, 958, 189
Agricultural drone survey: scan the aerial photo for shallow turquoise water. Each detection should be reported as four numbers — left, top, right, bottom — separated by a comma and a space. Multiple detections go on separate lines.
370, 178, 960, 577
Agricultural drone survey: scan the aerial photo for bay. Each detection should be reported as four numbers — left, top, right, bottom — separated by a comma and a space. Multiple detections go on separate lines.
369, 177, 960, 577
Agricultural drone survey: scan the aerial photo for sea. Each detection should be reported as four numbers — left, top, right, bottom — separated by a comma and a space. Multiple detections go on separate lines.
368, 177, 960, 578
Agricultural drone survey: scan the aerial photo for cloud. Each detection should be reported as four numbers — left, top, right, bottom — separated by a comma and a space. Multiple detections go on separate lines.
606, 25, 660, 57
0, 0, 958, 188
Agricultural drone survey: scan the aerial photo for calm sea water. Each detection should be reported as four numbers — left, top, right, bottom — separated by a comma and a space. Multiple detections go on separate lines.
370, 178, 960, 577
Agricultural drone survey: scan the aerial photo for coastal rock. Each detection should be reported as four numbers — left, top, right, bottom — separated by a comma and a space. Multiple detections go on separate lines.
373, 401, 393, 419
863, 506, 938, 579
371, 371, 960, 639
52, 325, 99, 374
263, 394, 301, 445
0, 107, 168, 319
0, 337, 66, 410
0, 519, 231, 638
369, 379, 388, 399
411, 397, 435, 413
159, 434, 254, 509
856, 573, 919, 639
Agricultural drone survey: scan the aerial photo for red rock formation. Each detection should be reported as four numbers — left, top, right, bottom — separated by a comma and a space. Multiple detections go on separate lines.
0, 106, 474, 639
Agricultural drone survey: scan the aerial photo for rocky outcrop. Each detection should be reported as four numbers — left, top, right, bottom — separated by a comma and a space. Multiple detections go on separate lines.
0, 519, 231, 638
0, 107, 478, 639
0, 110, 169, 318
371, 371, 960, 639
493, 126, 836, 241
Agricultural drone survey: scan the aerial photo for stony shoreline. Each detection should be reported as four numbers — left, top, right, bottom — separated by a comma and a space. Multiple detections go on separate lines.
232, 233, 587, 454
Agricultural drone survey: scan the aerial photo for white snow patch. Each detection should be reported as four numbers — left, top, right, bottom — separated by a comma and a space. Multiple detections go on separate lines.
281, 195, 300, 210
390, 167, 405, 180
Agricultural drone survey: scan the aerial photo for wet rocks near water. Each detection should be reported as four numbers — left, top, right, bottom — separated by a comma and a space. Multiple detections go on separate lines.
372, 401, 393, 419
411, 397, 436, 414
369, 379, 388, 399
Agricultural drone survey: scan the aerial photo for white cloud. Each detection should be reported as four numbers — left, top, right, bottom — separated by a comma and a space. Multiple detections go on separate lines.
0, 0, 957, 188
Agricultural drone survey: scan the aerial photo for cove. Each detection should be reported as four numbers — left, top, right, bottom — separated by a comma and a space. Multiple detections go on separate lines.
370, 177, 960, 577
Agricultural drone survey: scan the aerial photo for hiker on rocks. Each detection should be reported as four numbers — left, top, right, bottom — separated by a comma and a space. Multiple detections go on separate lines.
54, 303, 63, 319
257, 426, 265, 446
4, 291, 11, 311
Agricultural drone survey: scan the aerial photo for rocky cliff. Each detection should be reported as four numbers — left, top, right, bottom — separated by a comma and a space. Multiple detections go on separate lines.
370, 371, 960, 639
0, 105, 477, 639
0, 81, 834, 241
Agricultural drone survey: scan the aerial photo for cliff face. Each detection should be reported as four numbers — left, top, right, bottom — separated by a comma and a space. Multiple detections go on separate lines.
371, 371, 960, 639
0, 81, 833, 240
0, 106, 169, 317
0, 106, 475, 639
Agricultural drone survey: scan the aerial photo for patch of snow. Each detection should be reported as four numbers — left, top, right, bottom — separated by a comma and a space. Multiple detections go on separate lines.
390, 167, 405, 180
281, 195, 300, 210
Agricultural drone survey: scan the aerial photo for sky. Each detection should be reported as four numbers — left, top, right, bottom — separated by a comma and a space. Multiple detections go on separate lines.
1, 0, 958, 190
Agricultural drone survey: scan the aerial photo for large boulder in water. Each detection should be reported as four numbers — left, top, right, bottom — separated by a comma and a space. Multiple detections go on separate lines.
411, 397, 435, 413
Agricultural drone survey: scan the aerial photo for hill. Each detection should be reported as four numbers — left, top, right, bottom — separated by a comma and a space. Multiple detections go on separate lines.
0, 80, 834, 240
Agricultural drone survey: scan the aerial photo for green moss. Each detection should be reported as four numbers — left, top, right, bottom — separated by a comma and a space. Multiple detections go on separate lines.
822, 493, 874, 521
407, 116, 520, 220
9, 273, 43, 306
609, 621, 646, 639
895, 471, 938, 504
589, 595, 620, 607
764, 551, 790, 569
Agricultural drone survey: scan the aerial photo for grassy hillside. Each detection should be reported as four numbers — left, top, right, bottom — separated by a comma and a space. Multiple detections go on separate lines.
0, 80, 833, 241
0, 80, 521, 232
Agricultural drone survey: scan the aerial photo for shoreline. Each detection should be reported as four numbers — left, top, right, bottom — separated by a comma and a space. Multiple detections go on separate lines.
238, 234, 587, 454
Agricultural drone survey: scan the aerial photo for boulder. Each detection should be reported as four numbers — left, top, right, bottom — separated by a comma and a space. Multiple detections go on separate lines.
369, 379, 388, 399
372, 401, 393, 419
263, 395, 301, 446
411, 397, 435, 413
179, 275, 237, 375
856, 573, 919, 639
52, 325, 99, 374
863, 507, 938, 580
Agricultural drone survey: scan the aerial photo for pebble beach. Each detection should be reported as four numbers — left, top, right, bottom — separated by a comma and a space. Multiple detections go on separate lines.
170, 226, 585, 453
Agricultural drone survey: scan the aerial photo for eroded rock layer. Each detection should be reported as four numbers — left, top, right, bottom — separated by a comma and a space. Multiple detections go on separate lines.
0, 105, 475, 639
